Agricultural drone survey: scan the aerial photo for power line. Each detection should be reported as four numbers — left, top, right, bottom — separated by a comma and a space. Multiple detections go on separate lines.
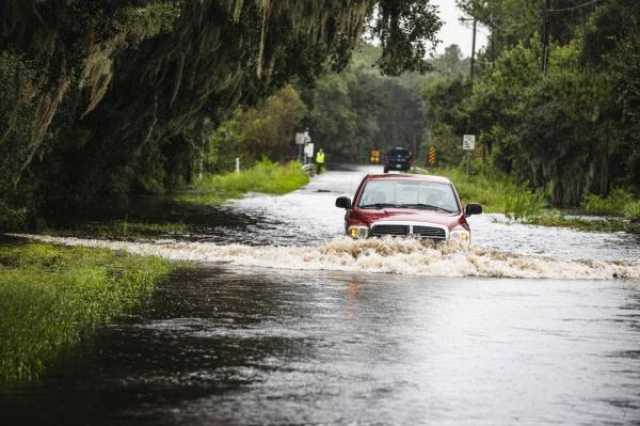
548, 0, 602, 13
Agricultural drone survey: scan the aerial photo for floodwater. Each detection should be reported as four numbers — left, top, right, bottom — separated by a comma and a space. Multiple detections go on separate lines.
3, 165, 640, 425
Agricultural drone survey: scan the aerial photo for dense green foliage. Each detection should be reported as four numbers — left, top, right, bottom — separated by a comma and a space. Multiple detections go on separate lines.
436, 166, 639, 233
177, 159, 310, 205
430, 168, 545, 219
0, 0, 441, 229
0, 240, 173, 383
583, 189, 640, 220
202, 85, 307, 174
302, 45, 434, 162
427, 0, 640, 207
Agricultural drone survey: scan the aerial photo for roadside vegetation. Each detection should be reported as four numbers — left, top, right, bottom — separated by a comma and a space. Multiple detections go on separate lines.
47, 221, 190, 240
0, 239, 174, 384
421, 0, 640, 228
431, 167, 545, 220
177, 159, 309, 205
526, 213, 639, 234
582, 190, 640, 220
431, 167, 640, 234
0, 1, 441, 231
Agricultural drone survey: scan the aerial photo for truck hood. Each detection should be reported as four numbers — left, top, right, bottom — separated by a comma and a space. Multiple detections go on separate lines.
352, 208, 462, 229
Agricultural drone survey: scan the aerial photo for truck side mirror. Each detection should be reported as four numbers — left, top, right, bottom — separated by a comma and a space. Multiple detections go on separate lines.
335, 196, 352, 209
465, 203, 482, 216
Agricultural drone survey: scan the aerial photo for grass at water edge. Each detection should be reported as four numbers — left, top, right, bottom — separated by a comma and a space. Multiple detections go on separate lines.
0, 240, 176, 384
176, 159, 310, 205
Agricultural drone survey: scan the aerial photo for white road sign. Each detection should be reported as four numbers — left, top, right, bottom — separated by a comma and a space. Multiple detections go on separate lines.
296, 131, 312, 145
463, 134, 476, 151
304, 143, 314, 158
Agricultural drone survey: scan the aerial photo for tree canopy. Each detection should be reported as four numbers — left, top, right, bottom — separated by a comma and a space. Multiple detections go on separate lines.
0, 0, 441, 227
427, 0, 640, 205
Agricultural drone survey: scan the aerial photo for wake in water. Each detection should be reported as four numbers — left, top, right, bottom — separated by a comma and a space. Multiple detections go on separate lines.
10, 234, 640, 281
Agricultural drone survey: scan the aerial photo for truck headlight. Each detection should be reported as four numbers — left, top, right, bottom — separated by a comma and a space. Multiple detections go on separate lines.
348, 225, 369, 239
449, 228, 470, 243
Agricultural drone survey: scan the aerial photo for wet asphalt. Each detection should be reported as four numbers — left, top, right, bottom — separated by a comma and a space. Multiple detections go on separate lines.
2, 166, 640, 426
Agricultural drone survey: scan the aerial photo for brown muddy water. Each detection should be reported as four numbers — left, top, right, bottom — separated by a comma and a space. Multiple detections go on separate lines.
3, 166, 640, 425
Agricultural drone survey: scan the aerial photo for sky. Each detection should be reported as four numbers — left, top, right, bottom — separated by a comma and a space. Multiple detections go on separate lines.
431, 0, 488, 58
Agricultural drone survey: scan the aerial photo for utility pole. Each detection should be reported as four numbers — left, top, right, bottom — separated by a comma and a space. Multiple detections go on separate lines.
542, 0, 551, 74
470, 17, 478, 81
459, 15, 479, 81
489, 15, 496, 68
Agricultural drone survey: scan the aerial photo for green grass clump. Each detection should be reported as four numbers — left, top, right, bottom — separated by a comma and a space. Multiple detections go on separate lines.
177, 159, 310, 205
502, 190, 546, 221
430, 167, 545, 220
525, 212, 629, 233
623, 201, 640, 221
50, 221, 189, 239
0, 241, 173, 384
582, 188, 634, 216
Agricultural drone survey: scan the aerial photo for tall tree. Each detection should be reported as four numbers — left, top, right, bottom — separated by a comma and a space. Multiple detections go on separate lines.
0, 0, 442, 225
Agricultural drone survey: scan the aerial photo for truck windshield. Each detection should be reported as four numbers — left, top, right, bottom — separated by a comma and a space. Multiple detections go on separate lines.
387, 148, 410, 157
358, 180, 460, 213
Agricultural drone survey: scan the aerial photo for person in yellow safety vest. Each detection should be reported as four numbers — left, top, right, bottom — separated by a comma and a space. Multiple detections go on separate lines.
315, 148, 326, 174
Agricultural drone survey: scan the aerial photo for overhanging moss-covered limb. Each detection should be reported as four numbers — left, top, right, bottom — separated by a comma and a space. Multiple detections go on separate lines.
18, 74, 71, 184
0, 0, 183, 193
73, 0, 373, 188
1, 0, 441, 226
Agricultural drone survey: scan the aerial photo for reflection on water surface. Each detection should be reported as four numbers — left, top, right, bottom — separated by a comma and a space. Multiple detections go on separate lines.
2, 268, 640, 425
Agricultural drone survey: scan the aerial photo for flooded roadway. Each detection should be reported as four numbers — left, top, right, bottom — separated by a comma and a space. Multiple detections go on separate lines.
3, 165, 640, 425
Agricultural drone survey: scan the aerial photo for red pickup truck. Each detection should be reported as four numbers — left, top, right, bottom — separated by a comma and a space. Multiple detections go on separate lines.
335, 173, 482, 244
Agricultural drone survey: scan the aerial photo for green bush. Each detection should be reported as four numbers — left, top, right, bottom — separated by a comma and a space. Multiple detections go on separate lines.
503, 190, 546, 220
177, 159, 310, 205
0, 242, 173, 383
0, 201, 27, 231
624, 201, 640, 221
434, 167, 545, 219
583, 188, 634, 216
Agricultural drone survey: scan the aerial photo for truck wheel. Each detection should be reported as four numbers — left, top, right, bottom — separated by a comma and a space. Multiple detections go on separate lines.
383, 167, 389, 173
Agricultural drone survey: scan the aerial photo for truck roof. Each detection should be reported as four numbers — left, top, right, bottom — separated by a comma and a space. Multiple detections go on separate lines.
365, 173, 453, 184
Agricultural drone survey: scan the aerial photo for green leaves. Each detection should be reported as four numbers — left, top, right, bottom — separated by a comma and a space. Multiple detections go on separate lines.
433, 0, 640, 206
372, 0, 442, 75
0, 0, 445, 222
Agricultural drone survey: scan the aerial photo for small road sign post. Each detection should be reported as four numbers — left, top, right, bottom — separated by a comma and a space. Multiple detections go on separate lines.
295, 132, 305, 163
304, 143, 314, 161
463, 134, 476, 176
296, 131, 311, 163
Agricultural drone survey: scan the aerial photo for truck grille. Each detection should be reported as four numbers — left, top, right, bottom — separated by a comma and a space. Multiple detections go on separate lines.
370, 224, 410, 237
412, 226, 447, 240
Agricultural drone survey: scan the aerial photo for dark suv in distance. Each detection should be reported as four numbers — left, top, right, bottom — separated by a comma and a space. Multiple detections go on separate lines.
384, 147, 413, 173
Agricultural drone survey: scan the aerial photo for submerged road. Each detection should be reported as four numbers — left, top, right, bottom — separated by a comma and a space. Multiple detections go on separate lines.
3, 165, 640, 425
